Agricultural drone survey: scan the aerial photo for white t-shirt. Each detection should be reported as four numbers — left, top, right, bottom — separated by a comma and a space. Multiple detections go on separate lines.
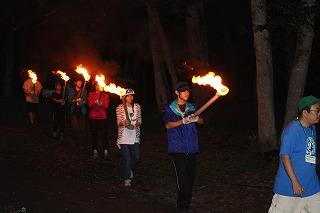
117, 105, 140, 145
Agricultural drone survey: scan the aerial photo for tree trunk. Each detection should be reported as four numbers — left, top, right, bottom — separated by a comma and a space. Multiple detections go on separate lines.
283, 0, 316, 127
144, 0, 177, 87
186, 0, 209, 70
146, 1, 169, 111
3, 31, 15, 97
251, 0, 277, 147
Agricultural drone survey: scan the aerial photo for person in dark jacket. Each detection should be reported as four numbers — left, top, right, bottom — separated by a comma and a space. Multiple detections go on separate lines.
162, 82, 204, 213
67, 79, 88, 149
52, 81, 66, 141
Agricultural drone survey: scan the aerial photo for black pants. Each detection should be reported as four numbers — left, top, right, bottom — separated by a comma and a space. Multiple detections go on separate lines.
89, 119, 108, 151
53, 109, 65, 133
171, 153, 197, 211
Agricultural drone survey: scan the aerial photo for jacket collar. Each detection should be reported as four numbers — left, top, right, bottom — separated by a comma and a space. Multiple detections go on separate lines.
169, 100, 195, 118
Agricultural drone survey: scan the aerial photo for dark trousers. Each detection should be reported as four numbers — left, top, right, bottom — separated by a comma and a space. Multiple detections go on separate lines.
71, 114, 86, 148
171, 153, 197, 211
89, 119, 108, 151
120, 144, 140, 180
53, 109, 65, 133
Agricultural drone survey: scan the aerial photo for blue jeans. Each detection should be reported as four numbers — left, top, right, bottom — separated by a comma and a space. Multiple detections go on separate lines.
120, 143, 140, 180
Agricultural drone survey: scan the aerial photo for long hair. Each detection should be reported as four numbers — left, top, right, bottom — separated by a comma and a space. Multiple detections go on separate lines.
123, 95, 135, 113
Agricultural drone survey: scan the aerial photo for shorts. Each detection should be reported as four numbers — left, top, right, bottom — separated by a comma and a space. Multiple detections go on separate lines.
269, 193, 320, 213
26, 102, 38, 113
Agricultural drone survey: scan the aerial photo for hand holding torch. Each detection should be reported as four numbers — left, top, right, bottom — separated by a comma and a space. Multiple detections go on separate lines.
28, 70, 37, 96
75, 65, 90, 106
54, 70, 70, 102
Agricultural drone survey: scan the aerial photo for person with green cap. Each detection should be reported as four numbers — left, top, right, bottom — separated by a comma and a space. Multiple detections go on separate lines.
269, 95, 320, 213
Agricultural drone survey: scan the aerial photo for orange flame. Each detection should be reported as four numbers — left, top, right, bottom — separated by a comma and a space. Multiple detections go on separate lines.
75, 64, 90, 81
28, 70, 37, 84
95, 74, 107, 90
55, 70, 70, 81
192, 72, 229, 96
95, 74, 126, 97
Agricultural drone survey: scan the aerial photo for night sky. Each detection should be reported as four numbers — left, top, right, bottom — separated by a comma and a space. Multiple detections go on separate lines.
1, 0, 319, 105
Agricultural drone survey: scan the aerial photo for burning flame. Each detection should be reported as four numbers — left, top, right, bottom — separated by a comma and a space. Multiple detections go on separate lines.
75, 64, 90, 81
95, 74, 126, 97
55, 70, 70, 81
192, 72, 229, 96
28, 70, 37, 84
95, 74, 107, 90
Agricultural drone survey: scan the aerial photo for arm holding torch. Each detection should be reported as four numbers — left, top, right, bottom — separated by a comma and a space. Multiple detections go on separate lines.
62, 81, 67, 103
95, 89, 104, 106
31, 83, 36, 95
77, 81, 87, 106
187, 86, 228, 121
179, 94, 221, 125
30, 81, 42, 97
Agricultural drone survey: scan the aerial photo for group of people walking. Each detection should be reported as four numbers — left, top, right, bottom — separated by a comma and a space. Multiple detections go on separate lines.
23, 74, 320, 213
23, 76, 204, 212
23, 77, 142, 189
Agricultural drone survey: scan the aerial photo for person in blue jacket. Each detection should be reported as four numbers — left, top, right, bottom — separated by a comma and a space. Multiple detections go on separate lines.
269, 96, 320, 213
163, 82, 204, 212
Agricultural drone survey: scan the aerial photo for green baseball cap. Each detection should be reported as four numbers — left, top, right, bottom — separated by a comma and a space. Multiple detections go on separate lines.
298, 96, 320, 111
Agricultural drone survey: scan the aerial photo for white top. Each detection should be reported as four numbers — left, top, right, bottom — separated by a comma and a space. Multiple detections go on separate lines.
116, 104, 141, 145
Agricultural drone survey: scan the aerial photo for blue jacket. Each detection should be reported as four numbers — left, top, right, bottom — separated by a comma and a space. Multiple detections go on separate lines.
162, 100, 199, 154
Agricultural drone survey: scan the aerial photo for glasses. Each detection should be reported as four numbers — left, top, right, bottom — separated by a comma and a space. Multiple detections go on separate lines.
309, 109, 320, 114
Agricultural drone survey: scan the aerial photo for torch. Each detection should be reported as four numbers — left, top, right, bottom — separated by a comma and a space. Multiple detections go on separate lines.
75, 64, 90, 105
95, 74, 107, 104
28, 70, 37, 95
54, 70, 70, 99
101, 81, 132, 128
192, 71, 229, 116
94, 74, 132, 128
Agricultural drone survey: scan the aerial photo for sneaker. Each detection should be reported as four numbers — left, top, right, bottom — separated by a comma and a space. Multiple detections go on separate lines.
93, 150, 98, 160
103, 149, 108, 159
129, 170, 133, 179
52, 132, 57, 138
124, 179, 131, 187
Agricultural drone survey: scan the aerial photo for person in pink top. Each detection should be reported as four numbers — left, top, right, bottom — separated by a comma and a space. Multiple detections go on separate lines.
88, 81, 110, 160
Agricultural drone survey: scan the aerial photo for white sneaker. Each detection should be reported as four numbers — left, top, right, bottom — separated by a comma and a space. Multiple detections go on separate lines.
93, 150, 98, 160
103, 149, 108, 159
129, 170, 134, 179
124, 179, 131, 187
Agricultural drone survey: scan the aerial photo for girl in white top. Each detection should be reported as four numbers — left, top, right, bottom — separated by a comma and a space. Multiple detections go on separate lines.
116, 89, 142, 187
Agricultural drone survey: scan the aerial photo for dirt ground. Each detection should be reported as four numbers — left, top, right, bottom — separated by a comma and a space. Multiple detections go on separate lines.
0, 98, 277, 213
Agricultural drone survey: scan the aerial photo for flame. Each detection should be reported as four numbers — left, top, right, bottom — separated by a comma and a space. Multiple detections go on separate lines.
95, 74, 107, 91
55, 70, 70, 81
95, 74, 126, 97
104, 83, 126, 97
192, 71, 229, 96
75, 64, 90, 81
28, 70, 37, 84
